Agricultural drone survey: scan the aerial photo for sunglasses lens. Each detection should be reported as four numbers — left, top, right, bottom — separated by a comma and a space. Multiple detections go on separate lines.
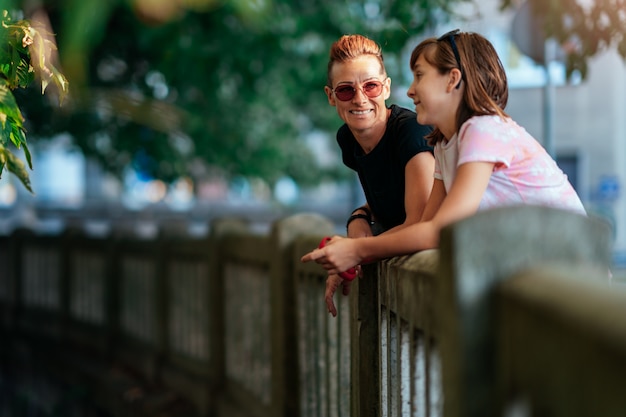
333, 81, 383, 101
363, 82, 382, 97
334, 86, 355, 101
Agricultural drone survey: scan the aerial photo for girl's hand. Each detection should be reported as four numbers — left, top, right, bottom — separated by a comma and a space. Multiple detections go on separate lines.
301, 236, 362, 274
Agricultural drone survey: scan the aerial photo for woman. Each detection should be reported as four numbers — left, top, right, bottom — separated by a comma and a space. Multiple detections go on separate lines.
323, 34, 435, 316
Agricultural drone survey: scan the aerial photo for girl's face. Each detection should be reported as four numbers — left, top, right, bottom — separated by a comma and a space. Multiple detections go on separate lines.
406, 52, 461, 139
325, 55, 390, 135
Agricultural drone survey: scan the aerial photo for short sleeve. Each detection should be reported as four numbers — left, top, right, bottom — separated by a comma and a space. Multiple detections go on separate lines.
336, 124, 359, 170
457, 116, 515, 168
389, 106, 433, 168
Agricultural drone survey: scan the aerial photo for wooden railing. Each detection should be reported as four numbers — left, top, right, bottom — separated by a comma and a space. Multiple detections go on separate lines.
0, 213, 340, 417
496, 264, 626, 417
1, 206, 624, 417
376, 250, 441, 417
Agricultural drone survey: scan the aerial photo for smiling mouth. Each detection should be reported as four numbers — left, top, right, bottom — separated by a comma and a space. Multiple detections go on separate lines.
350, 109, 373, 115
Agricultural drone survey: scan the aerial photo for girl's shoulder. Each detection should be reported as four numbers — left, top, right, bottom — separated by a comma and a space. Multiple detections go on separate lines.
460, 114, 518, 135
463, 114, 510, 127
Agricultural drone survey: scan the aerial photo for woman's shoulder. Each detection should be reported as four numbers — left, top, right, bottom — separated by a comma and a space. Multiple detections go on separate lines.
337, 123, 355, 143
389, 104, 417, 122
388, 104, 432, 134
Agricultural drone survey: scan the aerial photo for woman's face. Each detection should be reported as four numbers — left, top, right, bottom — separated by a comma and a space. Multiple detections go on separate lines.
325, 55, 390, 135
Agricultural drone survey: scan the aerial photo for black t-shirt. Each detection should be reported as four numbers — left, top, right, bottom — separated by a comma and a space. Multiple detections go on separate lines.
337, 105, 433, 230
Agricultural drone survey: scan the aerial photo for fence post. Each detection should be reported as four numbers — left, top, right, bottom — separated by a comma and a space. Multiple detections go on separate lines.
350, 262, 380, 417
208, 217, 250, 395
59, 229, 74, 340
105, 232, 121, 359
436, 205, 612, 417
269, 213, 335, 417
1, 229, 24, 331
8, 228, 32, 330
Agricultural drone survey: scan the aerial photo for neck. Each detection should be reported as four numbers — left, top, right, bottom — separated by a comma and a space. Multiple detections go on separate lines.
353, 107, 390, 154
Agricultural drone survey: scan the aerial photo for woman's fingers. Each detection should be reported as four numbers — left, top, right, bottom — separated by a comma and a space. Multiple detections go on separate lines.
325, 274, 343, 317
341, 279, 352, 296
301, 248, 324, 263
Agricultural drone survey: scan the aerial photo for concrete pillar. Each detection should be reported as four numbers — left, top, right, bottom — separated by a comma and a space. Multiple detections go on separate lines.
437, 205, 612, 417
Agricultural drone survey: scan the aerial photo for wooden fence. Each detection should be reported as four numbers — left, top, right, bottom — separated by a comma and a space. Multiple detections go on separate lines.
1, 206, 625, 417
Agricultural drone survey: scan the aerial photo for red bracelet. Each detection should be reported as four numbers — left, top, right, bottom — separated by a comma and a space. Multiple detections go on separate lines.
318, 237, 357, 281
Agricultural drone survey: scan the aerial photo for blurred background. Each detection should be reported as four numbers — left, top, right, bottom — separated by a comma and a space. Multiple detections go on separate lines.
1, 0, 625, 266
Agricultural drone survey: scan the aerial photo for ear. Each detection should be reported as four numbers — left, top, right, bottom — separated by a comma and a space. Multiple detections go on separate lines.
447, 68, 463, 91
324, 86, 337, 106
383, 77, 392, 100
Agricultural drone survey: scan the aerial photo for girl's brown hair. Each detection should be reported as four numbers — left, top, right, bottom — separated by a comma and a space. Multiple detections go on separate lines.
327, 34, 386, 87
409, 31, 509, 145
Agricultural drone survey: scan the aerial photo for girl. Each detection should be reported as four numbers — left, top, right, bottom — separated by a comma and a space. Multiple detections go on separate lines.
302, 30, 586, 276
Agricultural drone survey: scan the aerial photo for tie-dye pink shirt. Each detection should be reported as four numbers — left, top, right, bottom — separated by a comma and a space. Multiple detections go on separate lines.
434, 115, 586, 215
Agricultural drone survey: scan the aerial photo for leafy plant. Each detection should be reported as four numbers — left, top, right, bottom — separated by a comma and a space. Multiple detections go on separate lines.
0, 9, 68, 193
501, 0, 626, 80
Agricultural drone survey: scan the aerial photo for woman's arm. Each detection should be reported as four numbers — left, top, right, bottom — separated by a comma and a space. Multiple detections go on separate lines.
383, 152, 435, 234
302, 162, 495, 273
346, 204, 374, 238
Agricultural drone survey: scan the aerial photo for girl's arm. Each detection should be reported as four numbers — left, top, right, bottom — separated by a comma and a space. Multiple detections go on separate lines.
302, 162, 495, 274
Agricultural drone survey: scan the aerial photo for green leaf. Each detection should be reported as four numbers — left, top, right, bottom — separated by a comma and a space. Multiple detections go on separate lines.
9, 126, 27, 151
49, 64, 70, 104
9, 46, 19, 88
0, 144, 33, 193
0, 84, 25, 134
16, 59, 35, 88
22, 139, 32, 170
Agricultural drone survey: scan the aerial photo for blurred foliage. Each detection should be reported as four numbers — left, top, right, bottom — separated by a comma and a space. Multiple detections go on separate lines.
0, 7, 68, 192
2, 0, 626, 192
5, 0, 469, 189
501, 0, 626, 80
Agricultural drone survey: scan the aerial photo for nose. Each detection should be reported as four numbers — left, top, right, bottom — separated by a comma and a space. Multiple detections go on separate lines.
406, 84, 414, 99
352, 86, 368, 103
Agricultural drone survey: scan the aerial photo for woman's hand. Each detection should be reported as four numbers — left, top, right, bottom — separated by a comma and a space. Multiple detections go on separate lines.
301, 236, 362, 275
325, 274, 352, 317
